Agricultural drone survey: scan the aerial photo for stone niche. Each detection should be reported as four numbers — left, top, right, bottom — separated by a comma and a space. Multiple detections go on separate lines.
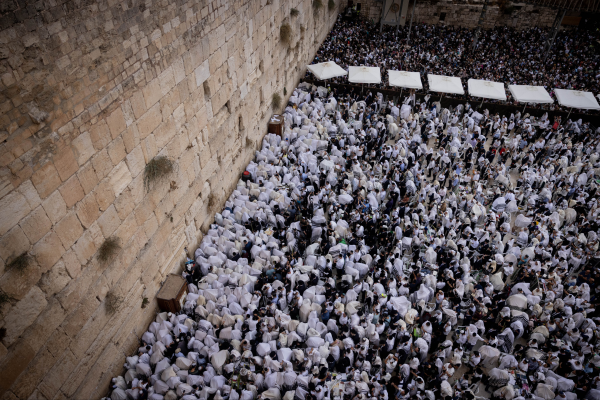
0, 0, 343, 398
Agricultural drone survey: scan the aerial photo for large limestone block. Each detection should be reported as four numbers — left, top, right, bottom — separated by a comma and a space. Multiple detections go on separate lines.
72, 131, 96, 166
58, 175, 85, 208
76, 193, 101, 229
109, 161, 133, 198
31, 162, 62, 199
2, 286, 48, 346
0, 190, 32, 236
0, 226, 30, 262
33, 231, 65, 273
39, 260, 72, 296
125, 145, 146, 179
107, 107, 127, 138
77, 162, 100, 194
54, 212, 84, 249
41, 190, 67, 225
97, 205, 121, 237
53, 146, 79, 181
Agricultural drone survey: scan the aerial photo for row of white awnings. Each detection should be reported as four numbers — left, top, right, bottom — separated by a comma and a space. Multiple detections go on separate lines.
306, 61, 600, 110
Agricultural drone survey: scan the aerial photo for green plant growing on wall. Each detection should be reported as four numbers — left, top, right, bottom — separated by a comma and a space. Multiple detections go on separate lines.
142, 297, 149, 308
313, 0, 323, 11
97, 237, 121, 264
8, 252, 30, 273
328, 0, 336, 11
272, 92, 282, 110
144, 156, 174, 192
291, 8, 299, 17
280, 23, 292, 44
283, 87, 287, 96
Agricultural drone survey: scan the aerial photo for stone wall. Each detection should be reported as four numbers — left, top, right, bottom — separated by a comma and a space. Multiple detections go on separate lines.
0, 0, 343, 398
356, 0, 561, 29
412, 0, 557, 29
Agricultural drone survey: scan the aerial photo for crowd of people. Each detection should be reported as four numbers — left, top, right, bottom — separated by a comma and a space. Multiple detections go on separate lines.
107, 75, 600, 400
308, 15, 600, 113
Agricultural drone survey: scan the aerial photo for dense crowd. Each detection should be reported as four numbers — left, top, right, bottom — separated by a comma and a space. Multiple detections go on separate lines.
107, 78, 600, 400
308, 16, 600, 112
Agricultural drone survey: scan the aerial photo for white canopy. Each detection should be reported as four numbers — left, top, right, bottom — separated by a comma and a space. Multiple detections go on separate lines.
388, 70, 423, 89
468, 79, 507, 101
554, 89, 600, 110
427, 74, 464, 95
307, 62, 348, 80
508, 85, 553, 104
348, 66, 382, 84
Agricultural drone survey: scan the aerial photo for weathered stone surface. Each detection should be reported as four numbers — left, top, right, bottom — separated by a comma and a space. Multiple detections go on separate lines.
109, 161, 133, 198
0, 191, 31, 236
54, 212, 84, 249
106, 108, 127, 139
136, 103, 163, 139
41, 191, 67, 225
21, 298, 67, 353
0, 226, 30, 263
71, 227, 99, 265
0, 342, 37, 395
97, 205, 121, 238
38, 349, 77, 400
75, 194, 101, 229
0, 263, 42, 301
61, 250, 81, 280
0, 0, 343, 397
77, 162, 100, 195
19, 206, 52, 245
32, 232, 65, 273
9, 348, 57, 400
31, 162, 62, 200
125, 145, 145, 178
2, 286, 48, 347
52, 147, 79, 182
71, 132, 96, 166
39, 261, 71, 296
58, 175, 85, 208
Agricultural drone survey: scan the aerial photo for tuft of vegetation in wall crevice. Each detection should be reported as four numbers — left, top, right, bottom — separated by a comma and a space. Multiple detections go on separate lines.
144, 156, 175, 192
272, 93, 282, 110
7, 252, 31, 273
97, 237, 121, 264
280, 23, 292, 44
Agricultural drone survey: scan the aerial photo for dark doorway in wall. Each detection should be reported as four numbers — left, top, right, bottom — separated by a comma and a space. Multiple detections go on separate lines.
439, 12, 446, 21
356, 3, 361, 11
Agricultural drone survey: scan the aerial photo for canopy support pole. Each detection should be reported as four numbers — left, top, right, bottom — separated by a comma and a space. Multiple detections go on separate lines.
567, 107, 573, 119
400, 87, 403, 101
380, 1, 388, 33
471, 0, 490, 51
407, 0, 416, 43
543, 9, 566, 63
480, 98, 484, 109
396, 0, 405, 33
523, 104, 527, 114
